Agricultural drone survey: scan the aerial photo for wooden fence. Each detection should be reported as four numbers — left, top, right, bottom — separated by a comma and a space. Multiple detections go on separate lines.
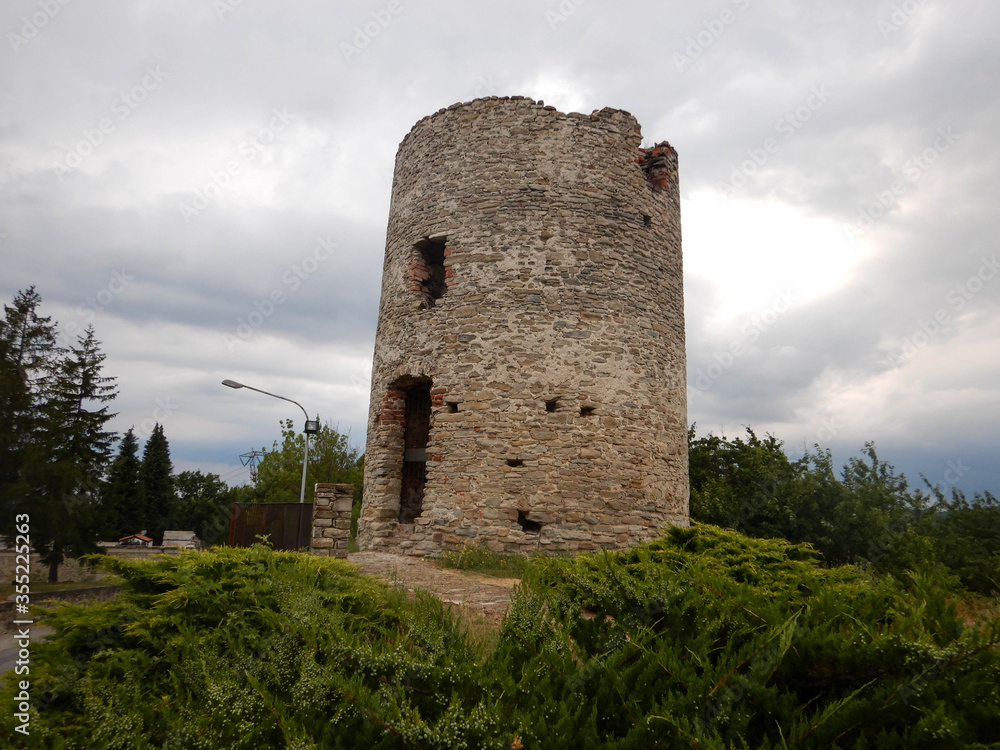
228, 502, 313, 551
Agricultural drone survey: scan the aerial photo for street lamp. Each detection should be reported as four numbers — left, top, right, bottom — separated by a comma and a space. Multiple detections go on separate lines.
222, 379, 320, 503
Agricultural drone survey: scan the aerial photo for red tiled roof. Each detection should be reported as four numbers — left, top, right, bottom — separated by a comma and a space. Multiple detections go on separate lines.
119, 534, 153, 542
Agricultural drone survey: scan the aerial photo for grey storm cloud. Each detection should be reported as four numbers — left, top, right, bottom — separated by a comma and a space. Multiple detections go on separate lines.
1, 0, 997, 493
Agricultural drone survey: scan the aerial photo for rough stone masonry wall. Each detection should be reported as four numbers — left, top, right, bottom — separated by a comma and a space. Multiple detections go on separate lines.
310, 483, 353, 558
358, 96, 688, 556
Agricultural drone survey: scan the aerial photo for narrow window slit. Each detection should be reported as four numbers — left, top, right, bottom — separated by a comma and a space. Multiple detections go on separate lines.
399, 382, 431, 523
414, 237, 447, 307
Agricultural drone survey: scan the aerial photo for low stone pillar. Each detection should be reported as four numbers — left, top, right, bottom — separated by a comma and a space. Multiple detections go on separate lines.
311, 483, 354, 558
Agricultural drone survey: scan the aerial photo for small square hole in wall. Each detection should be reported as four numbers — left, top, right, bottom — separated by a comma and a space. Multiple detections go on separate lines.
517, 510, 542, 533
507, 458, 524, 467
545, 399, 558, 413
447, 402, 458, 413
643, 214, 652, 226
580, 405, 596, 417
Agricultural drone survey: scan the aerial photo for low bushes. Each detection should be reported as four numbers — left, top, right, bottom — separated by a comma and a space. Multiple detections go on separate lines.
3, 527, 999, 748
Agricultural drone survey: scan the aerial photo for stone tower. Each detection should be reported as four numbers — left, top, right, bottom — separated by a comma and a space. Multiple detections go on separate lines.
357, 96, 687, 556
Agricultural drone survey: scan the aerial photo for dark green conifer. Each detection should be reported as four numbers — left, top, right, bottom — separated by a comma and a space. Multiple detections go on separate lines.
101, 427, 145, 539
140, 423, 174, 545
33, 325, 118, 581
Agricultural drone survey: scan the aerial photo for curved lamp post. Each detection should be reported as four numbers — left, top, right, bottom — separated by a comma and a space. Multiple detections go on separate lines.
222, 379, 320, 503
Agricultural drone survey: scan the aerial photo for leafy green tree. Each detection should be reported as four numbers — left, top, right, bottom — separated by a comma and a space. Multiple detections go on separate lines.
100, 427, 144, 539
923, 486, 1000, 594
819, 442, 929, 569
140, 423, 174, 545
688, 425, 798, 534
252, 418, 363, 503
171, 470, 242, 547
688, 427, 932, 573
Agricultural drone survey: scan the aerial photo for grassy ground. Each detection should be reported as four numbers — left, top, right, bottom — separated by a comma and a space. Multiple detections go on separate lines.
435, 542, 530, 578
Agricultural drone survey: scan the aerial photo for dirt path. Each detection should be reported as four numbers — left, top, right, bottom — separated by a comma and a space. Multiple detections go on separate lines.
348, 552, 518, 622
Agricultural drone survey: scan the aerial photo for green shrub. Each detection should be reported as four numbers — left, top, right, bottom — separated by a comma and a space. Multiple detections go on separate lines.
493, 524, 1000, 748
1, 545, 511, 749
3, 528, 999, 749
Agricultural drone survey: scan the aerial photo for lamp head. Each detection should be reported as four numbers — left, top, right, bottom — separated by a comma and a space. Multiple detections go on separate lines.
221, 379, 244, 389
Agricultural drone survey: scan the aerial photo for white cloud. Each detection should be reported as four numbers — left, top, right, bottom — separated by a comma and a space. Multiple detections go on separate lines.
2, 0, 997, 495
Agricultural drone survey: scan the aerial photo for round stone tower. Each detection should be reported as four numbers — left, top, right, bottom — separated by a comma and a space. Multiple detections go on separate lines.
357, 96, 687, 555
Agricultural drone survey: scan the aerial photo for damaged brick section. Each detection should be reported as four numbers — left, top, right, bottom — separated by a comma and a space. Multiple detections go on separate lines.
377, 389, 406, 427
638, 141, 677, 190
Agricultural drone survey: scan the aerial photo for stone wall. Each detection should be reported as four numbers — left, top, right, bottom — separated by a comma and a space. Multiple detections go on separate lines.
310, 483, 353, 558
0, 546, 186, 584
0, 552, 103, 584
358, 96, 688, 556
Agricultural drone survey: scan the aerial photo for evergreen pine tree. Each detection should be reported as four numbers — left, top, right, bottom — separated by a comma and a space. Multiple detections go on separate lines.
0, 286, 62, 400
32, 326, 118, 581
0, 335, 31, 498
0, 287, 62, 503
140, 423, 174, 545
100, 427, 145, 539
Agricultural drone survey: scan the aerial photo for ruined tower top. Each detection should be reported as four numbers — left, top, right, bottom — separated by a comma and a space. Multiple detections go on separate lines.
358, 96, 688, 556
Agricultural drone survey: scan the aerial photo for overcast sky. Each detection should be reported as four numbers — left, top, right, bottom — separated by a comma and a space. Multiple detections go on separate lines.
2, 0, 997, 496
